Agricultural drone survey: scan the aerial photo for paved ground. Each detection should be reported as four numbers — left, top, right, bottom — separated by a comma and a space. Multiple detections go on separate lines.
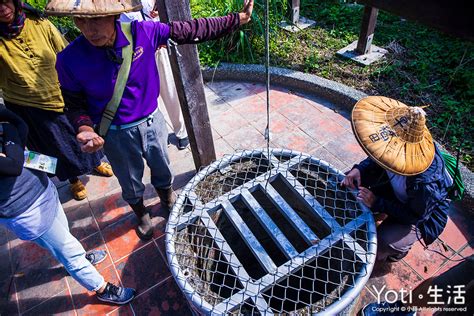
1, 80, 472, 315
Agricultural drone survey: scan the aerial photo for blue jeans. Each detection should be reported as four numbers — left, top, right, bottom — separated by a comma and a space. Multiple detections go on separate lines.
104, 109, 173, 205
33, 202, 105, 292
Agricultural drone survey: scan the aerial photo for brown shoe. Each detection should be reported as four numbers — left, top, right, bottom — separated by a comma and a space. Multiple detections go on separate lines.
95, 162, 114, 177
155, 187, 177, 215
70, 179, 87, 200
130, 199, 153, 241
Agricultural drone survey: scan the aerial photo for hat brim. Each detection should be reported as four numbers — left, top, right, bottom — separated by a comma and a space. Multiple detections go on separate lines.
351, 96, 435, 176
45, 4, 142, 17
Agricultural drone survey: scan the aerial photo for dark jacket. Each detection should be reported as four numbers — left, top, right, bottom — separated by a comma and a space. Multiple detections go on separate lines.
0, 108, 49, 219
354, 146, 451, 245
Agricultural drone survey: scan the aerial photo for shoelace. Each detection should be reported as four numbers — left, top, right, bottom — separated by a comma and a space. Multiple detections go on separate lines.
85, 253, 93, 262
106, 283, 120, 296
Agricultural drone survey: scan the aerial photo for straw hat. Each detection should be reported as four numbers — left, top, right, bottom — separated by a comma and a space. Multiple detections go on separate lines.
45, 0, 142, 17
351, 96, 435, 176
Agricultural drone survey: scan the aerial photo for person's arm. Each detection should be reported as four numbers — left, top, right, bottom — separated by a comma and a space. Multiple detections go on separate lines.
0, 108, 28, 147
46, 20, 68, 54
61, 88, 94, 132
370, 181, 429, 224
0, 124, 25, 176
146, 0, 253, 47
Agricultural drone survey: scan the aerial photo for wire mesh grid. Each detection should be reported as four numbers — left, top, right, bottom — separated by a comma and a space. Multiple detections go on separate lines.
166, 149, 377, 315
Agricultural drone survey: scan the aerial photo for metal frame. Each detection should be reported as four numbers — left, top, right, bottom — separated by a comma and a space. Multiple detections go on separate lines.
166, 149, 377, 315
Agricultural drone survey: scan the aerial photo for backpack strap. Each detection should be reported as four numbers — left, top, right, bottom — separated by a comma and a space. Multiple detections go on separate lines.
98, 22, 133, 137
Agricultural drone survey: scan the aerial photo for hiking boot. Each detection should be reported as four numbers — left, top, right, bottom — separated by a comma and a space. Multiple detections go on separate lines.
70, 179, 87, 201
177, 137, 189, 150
130, 199, 153, 240
95, 161, 114, 177
96, 283, 136, 305
85, 250, 107, 265
156, 187, 177, 215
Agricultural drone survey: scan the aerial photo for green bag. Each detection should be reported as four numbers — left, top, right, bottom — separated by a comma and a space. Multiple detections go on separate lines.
441, 151, 465, 201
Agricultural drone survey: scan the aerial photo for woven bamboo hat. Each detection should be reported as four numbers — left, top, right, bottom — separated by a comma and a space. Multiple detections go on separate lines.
45, 0, 142, 17
351, 96, 435, 176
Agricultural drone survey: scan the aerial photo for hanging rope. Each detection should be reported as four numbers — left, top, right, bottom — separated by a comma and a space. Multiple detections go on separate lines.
264, 0, 272, 189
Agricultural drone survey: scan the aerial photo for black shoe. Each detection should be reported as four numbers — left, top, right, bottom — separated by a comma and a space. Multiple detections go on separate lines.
130, 199, 153, 241
177, 137, 189, 150
85, 250, 107, 265
96, 283, 136, 305
387, 251, 408, 262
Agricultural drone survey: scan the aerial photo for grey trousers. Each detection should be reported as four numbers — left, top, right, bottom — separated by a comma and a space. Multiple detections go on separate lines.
104, 110, 173, 205
376, 218, 419, 263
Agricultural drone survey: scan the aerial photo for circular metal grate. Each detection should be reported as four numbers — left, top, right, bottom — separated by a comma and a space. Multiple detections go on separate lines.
166, 149, 377, 315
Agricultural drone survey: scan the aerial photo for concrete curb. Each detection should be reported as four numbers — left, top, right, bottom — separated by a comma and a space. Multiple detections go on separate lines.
202, 63, 474, 200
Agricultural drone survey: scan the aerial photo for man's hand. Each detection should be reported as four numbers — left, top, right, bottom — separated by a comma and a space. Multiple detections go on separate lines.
239, 0, 254, 25
341, 168, 361, 190
76, 126, 104, 153
357, 187, 377, 208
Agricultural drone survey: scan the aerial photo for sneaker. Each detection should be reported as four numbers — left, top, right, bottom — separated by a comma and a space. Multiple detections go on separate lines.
96, 283, 136, 305
177, 137, 189, 150
70, 180, 87, 201
85, 250, 107, 265
95, 161, 114, 177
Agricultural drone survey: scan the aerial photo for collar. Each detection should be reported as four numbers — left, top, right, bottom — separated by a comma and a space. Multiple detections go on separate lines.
114, 20, 131, 49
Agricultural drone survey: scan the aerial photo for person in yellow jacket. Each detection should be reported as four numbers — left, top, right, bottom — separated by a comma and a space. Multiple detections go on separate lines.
0, 0, 112, 200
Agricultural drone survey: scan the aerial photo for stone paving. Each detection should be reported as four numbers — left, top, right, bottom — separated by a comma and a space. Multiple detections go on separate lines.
0, 80, 472, 315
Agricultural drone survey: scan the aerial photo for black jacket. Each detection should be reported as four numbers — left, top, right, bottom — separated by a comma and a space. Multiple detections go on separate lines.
355, 146, 451, 245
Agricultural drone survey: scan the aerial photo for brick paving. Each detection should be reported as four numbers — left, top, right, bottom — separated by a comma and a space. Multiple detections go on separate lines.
1, 80, 472, 315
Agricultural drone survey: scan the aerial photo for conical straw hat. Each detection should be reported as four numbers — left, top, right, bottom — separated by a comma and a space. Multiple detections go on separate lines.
45, 0, 142, 17
351, 96, 435, 176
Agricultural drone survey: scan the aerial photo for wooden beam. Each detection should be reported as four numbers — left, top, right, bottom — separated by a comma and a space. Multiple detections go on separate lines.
291, 0, 300, 25
156, 0, 216, 169
356, 6, 379, 55
356, 0, 473, 41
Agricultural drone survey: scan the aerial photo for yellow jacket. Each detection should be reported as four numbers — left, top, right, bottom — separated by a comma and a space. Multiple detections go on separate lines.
0, 16, 68, 112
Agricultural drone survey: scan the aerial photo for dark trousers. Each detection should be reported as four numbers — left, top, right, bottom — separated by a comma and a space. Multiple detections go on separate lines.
362, 168, 419, 262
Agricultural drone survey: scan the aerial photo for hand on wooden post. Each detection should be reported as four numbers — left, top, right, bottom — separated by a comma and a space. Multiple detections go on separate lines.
239, 0, 254, 25
76, 126, 104, 153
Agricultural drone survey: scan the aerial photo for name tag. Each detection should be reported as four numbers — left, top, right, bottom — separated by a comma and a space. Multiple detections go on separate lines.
24, 150, 57, 174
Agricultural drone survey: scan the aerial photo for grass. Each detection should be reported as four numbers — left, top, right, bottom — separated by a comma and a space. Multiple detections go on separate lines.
27, 0, 474, 168
191, 0, 474, 168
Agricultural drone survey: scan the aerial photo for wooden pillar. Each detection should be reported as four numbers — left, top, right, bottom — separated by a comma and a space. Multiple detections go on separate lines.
156, 0, 216, 170
291, 0, 300, 25
356, 6, 379, 55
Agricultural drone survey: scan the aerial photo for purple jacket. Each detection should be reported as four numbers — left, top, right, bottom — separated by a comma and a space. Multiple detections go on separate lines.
57, 14, 240, 129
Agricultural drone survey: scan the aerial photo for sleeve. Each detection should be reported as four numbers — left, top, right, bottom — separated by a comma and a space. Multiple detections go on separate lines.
138, 20, 171, 50
56, 53, 93, 132
372, 181, 432, 224
0, 124, 25, 176
46, 20, 68, 54
169, 13, 240, 45
61, 89, 94, 131
0, 108, 28, 146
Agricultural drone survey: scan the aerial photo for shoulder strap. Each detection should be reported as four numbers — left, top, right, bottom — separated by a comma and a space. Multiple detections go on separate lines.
98, 22, 133, 137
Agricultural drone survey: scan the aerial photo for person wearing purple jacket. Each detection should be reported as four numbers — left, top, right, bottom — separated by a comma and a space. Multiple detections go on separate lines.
46, 0, 254, 240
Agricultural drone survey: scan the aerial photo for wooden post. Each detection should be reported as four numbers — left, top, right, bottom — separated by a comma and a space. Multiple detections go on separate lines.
291, 0, 300, 25
156, 0, 216, 170
356, 6, 379, 55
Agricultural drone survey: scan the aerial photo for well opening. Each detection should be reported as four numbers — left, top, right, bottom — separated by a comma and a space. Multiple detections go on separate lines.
167, 149, 377, 315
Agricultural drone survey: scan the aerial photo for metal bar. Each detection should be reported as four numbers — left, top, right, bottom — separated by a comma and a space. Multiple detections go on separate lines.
356, 6, 379, 55
155, 0, 216, 169
265, 185, 320, 244
221, 200, 278, 273
214, 213, 369, 312
241, 189, 299, 258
